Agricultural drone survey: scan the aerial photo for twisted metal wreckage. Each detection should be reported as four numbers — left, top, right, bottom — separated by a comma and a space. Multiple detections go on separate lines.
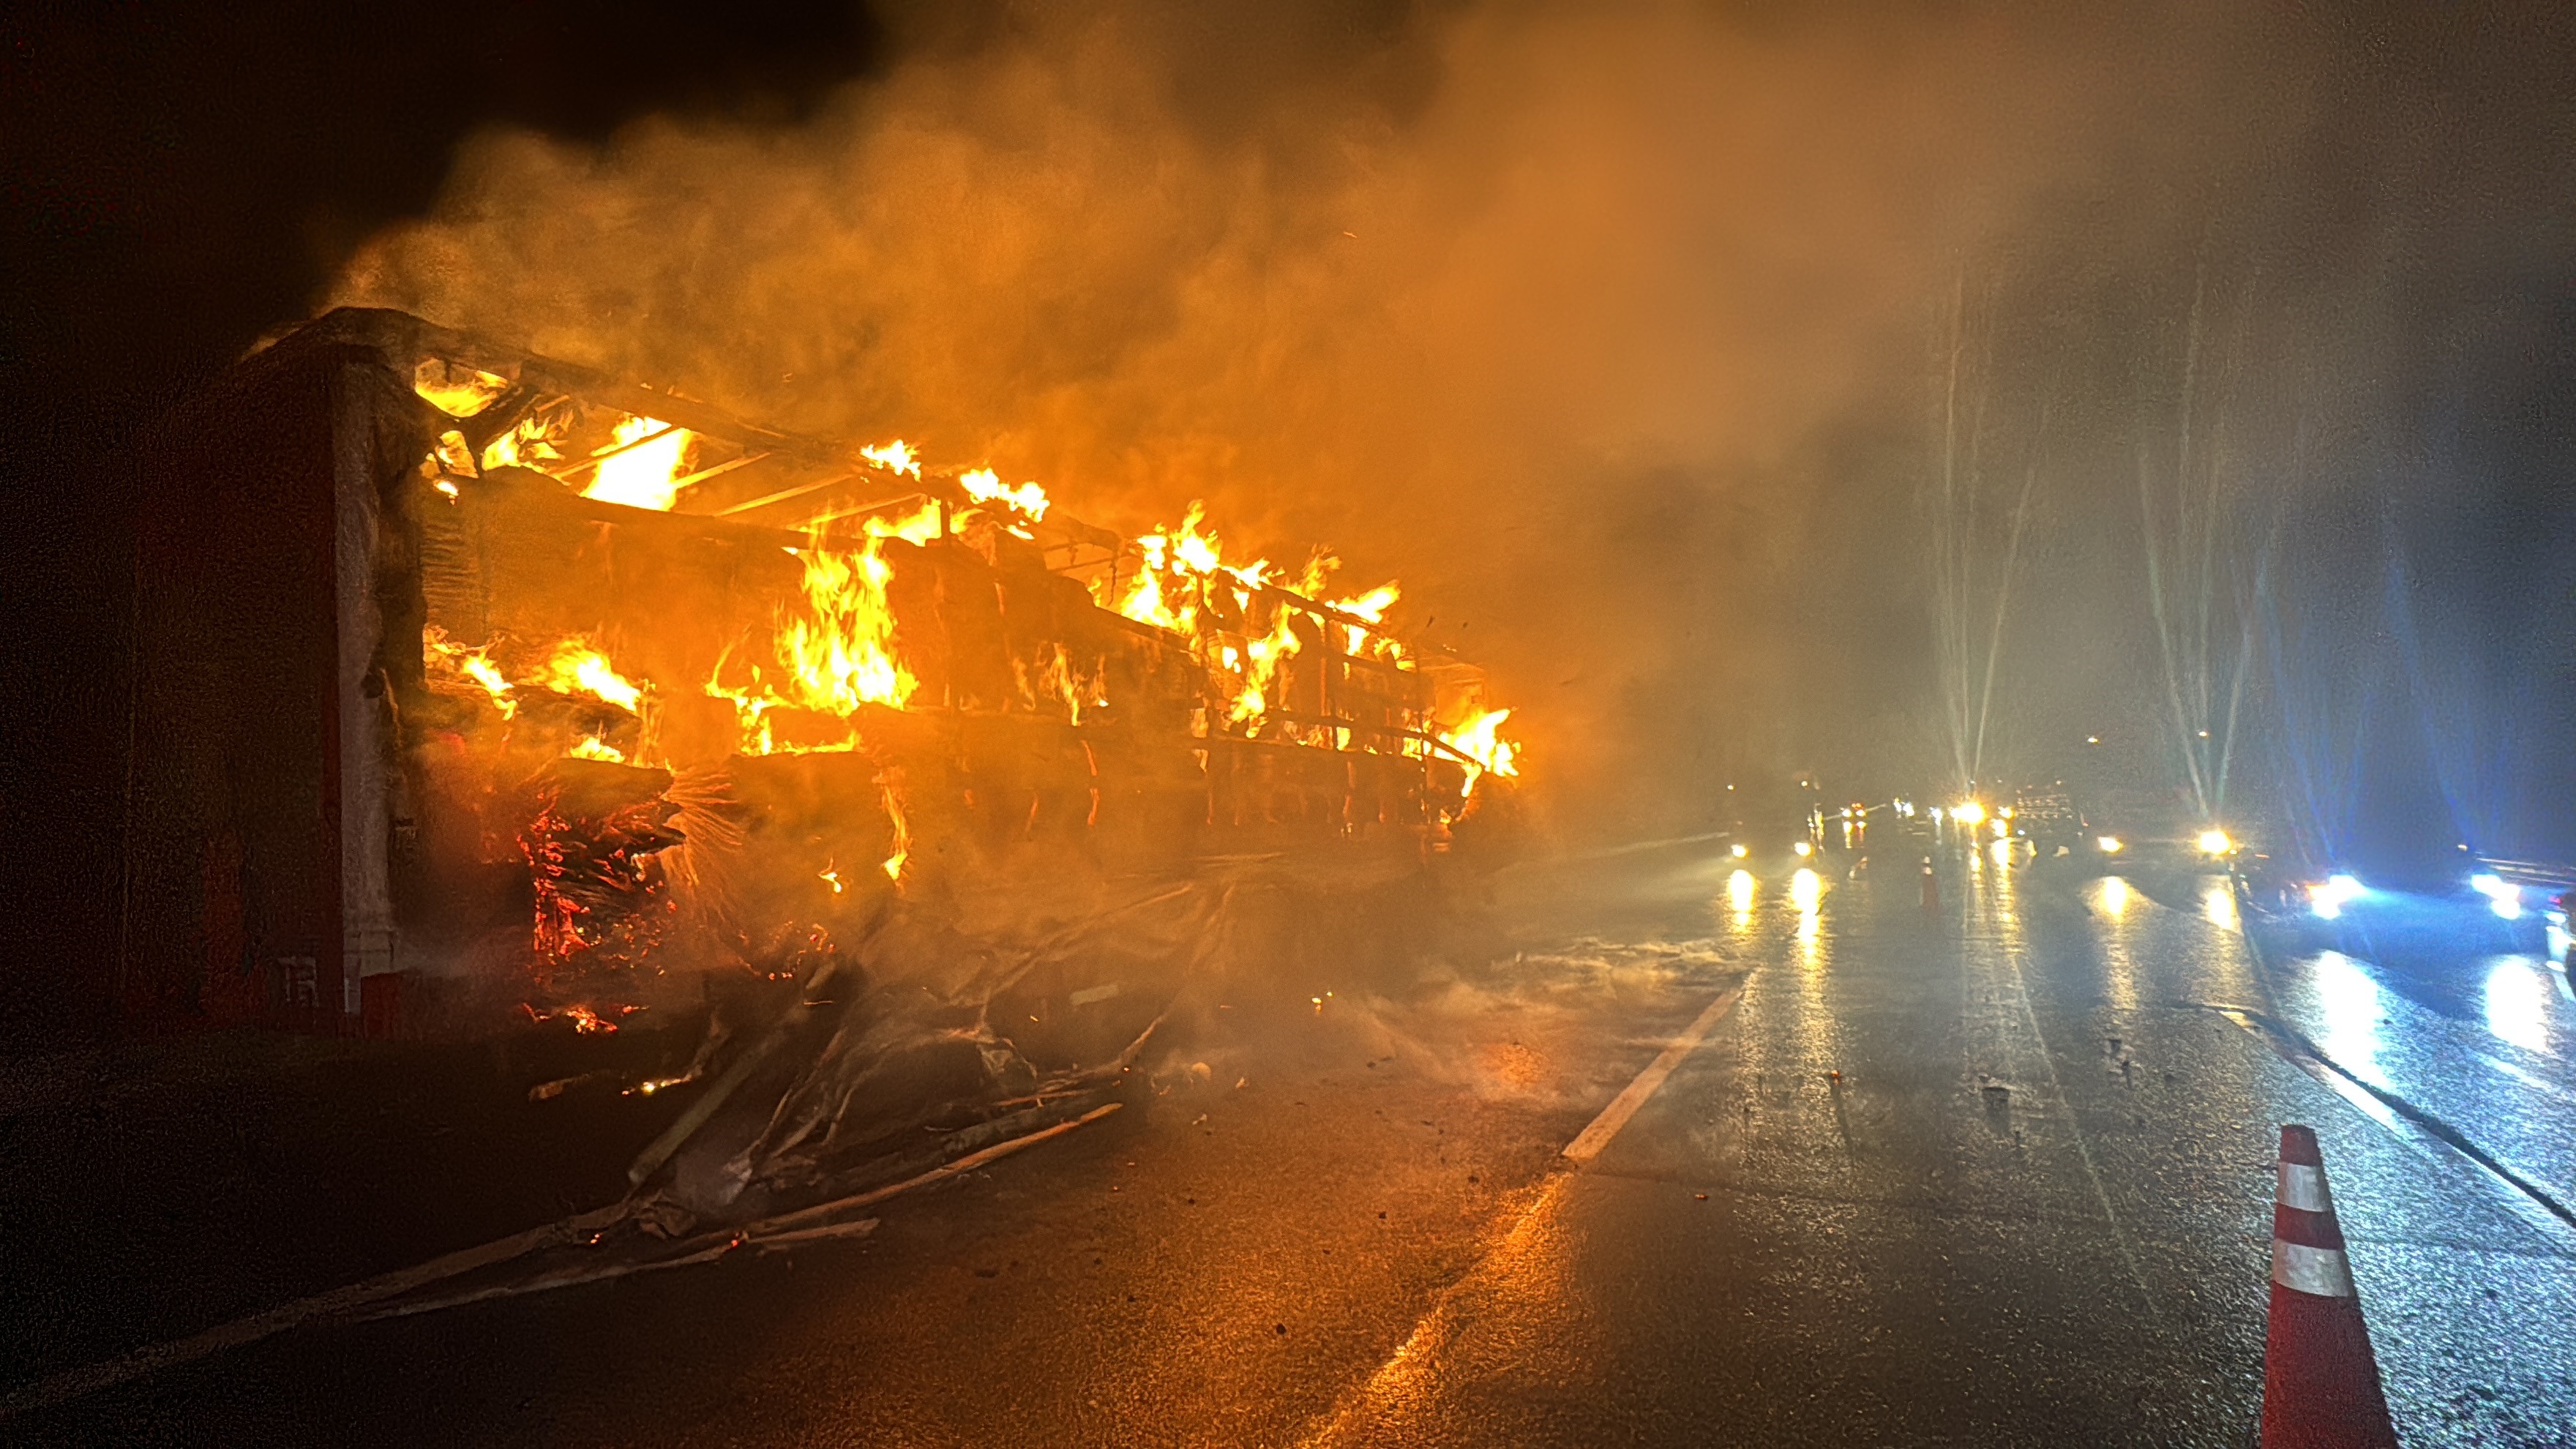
116, 307, 1525, 1291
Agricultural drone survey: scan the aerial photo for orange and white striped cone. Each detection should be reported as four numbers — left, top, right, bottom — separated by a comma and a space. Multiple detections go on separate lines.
2261, 1124, 2398, 1448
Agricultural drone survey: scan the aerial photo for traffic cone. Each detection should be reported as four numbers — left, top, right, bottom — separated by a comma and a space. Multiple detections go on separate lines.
1920, 856, 1940, 910
2261, 1125, 2398, 1448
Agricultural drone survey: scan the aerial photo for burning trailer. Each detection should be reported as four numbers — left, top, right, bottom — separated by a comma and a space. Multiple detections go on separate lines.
117, 307, 1522, 1063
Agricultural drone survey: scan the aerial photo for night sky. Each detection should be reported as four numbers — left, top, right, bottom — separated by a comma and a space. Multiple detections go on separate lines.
6, 1, 2573, 1030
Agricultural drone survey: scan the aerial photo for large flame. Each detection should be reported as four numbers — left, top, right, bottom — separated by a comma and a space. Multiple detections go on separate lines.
584, 414, 696, 512
422, 416, 1520, 790
778, 535, 913, 716
1440, 706, 1521, 793
712, 522, 918, 753
781, 531, 914, 716
1107, 502, 1421, 744
1110, 503, 1270, 637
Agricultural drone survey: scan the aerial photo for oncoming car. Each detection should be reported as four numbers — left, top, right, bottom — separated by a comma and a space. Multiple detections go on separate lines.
2238, 847, 2556, 956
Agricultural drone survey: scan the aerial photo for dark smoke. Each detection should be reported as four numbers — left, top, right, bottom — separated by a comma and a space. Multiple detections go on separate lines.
335, 1, 2576, 846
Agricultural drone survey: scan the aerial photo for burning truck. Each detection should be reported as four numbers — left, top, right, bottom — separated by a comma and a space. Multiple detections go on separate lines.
114, 308, 1521, 1243
122, 306, 1521, 1032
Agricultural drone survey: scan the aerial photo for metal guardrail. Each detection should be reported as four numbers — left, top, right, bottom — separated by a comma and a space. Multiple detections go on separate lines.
2476, 858, 2576, 894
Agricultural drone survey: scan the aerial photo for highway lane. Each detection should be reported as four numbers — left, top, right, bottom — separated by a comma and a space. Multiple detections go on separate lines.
23, 837, 2576, 1445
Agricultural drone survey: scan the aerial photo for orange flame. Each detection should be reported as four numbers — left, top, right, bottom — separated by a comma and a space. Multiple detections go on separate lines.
863, 498, 944, 544
859, 439, 921, 477
709, 522, 919, 755
534, 640, 645, 713
481, 410, 566, 472
1328, 583, 1404, 659
880, 780, 910, 880
566, 734, 626, 763
1440, 706, 1521, 793
584, 414, 696, 512
779, 531, 915, 717
424, 626, 517, 717
413, 359, 509, 418
959, 467, 1050, 521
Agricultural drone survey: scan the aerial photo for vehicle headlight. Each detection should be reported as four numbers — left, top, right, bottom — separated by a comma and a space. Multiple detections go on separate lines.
2471, 873, 2523, 919
2197, 828, 2233, 855
2096, 836, 2123, 854
2307, 875, 2365, 920
1792, 840, 1813, 858
1731, 843, 1749, 858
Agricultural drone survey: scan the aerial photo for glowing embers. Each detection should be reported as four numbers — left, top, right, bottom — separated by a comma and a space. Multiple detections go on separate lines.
515, 770, 684, 973
523, 1002, 633, 1033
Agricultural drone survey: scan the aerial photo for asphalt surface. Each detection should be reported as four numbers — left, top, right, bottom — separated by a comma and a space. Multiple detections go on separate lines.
20, 835, 2576, 1446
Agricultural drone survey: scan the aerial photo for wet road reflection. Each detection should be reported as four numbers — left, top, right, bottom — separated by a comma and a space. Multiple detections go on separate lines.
1461, 839, 2576, 1447
2308, 951, 2389, 1086
29, 834, 2575, 1449
2483, 957, 2551, 1055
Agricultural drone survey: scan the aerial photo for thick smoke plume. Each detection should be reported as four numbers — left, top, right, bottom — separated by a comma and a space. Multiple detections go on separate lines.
340, 1, 2304, 833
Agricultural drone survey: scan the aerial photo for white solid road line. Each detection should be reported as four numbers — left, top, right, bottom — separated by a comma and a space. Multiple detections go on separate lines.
1562, 986, 1745, 1164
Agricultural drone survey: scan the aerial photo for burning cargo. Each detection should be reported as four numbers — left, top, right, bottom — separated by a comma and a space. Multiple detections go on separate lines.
117, 307, 1522, 1040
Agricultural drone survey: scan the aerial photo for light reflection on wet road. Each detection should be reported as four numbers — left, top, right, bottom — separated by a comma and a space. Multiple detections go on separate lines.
26, 836, 2576, 1447
1335, 838, 2576, 1446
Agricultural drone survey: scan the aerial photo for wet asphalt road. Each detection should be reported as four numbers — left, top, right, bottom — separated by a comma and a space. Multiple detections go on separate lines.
23, 836, 2576, 1446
